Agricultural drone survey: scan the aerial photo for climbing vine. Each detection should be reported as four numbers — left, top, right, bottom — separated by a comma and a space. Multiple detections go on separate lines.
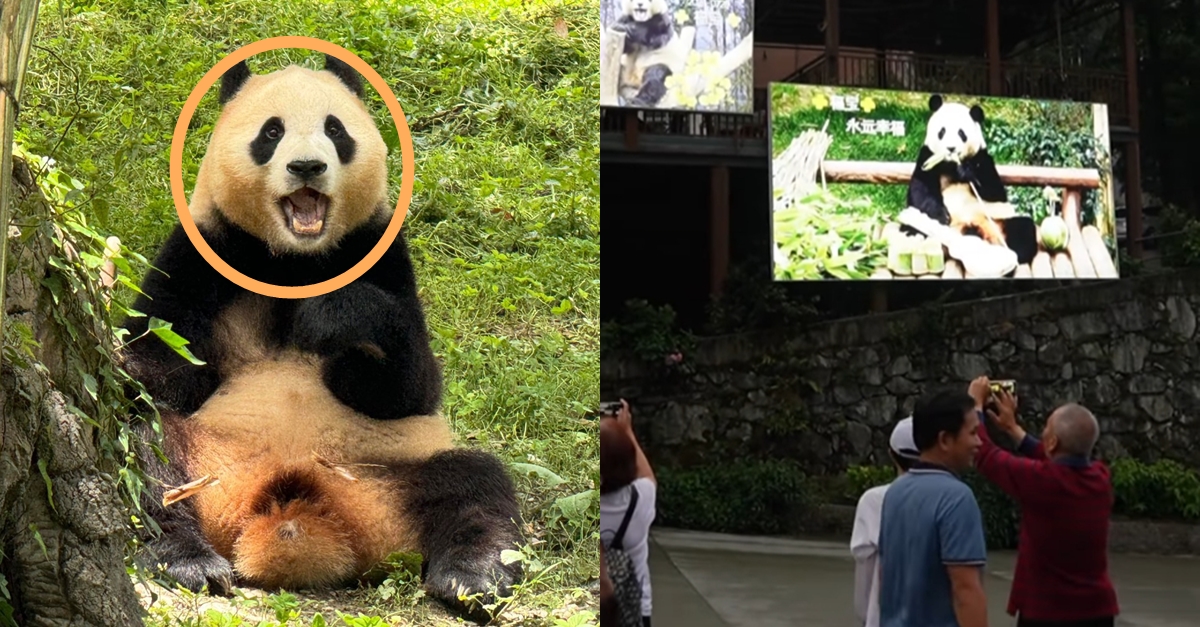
3, 143, 198, 559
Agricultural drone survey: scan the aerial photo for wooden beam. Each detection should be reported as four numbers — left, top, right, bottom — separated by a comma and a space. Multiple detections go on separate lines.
1062, 189, 1098, 278
821, 160, 1103, 188
987, 0, 1002, 95
710, 165, 730, 296
1122, 0, 1143, 258
623, 109, 638, 150
825, 0, 839, 82
1124, 139, 1144, 259
599, 29, 623, 107
870, 284, 887, 312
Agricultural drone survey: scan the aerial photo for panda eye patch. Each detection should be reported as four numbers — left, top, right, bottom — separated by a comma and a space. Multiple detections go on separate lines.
325, 115, 349, 139
958, 129, 967, 142
259, 118, 284, 141
324, 115, 357, 164
250, 117, 285, 166
937, 128, 946, 140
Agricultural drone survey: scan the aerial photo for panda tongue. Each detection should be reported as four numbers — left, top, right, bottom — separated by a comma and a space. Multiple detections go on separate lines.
286, 189, 326, 235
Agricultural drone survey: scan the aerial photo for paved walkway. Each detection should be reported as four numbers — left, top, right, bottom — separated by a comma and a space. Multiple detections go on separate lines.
649, 528, 1200, 627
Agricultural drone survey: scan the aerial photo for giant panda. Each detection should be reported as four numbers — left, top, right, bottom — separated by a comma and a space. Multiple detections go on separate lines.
904, 94, 1038, 268
610, 0, 679, 107
120, 55, 523, 622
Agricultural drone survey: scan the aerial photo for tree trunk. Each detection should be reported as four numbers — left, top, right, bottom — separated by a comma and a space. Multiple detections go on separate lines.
1, 159, 144, 626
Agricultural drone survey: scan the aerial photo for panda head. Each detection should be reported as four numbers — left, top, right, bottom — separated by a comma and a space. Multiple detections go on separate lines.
192, 54, 389, 254
923, 94, 987, 165
623, 0, 668, 22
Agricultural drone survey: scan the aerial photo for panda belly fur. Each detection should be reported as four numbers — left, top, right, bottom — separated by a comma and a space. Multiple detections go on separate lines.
165, 357, 454, 590
938, 177, 1012, 247
163, 296, 457, 591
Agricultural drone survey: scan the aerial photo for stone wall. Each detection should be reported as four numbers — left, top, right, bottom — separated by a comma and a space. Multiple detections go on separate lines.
600, 270, 1200, 474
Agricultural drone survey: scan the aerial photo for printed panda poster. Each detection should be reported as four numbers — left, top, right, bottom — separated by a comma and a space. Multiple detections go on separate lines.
767, 83, 1120, 281
599, 0, 754, 113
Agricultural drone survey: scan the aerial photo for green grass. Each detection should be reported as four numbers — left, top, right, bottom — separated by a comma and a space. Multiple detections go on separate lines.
18, 0, 598, 624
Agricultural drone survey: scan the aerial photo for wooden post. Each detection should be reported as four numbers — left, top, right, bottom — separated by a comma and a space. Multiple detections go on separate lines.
987, 0, 1002, 95
1093, 102, 1116, 242
1122, 0, 1143, 258
0, 0, 43, 356
825, 0, 839, 83
870, 284, 887, 312
710, 165, 730, 296
624, 109, 638, 150
600, 29, 624, 107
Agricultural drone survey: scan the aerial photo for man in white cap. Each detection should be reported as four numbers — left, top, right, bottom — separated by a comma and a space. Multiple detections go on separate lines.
851, 417, 921, 627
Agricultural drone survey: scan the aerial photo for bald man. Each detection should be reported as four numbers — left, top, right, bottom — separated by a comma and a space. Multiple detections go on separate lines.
967, 377, 1119, 627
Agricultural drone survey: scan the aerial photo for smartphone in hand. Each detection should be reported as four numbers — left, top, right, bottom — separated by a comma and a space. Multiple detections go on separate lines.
599, 400, 623, 417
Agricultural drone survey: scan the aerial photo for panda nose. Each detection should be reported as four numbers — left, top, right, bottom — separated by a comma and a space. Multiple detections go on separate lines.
287, 160, 327, 180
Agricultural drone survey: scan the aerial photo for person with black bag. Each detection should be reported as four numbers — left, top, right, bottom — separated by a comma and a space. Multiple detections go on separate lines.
600, 400, 657, 626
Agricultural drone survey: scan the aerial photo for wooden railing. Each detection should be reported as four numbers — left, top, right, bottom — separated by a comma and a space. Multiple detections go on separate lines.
600, 107, 766, 140
601, 50, 1131, 142
818, 160, 1118, 279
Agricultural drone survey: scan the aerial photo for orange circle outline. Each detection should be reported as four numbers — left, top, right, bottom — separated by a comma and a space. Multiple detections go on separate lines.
169, 36, 414, 299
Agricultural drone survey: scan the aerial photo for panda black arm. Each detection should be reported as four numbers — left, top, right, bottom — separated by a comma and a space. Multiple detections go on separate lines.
906, 147, 952, 225
630, 64, 672, 107
962, 151, 1008, 203
120, 224, 236, 415
289, 223, 442, 420
611, 14, 675, 52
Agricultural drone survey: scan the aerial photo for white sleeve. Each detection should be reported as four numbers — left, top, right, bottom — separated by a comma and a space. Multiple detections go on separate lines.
850, 488, 882, 626
853, 555, 875, 625
633, 478, 657, 526
850, 489, 880, 561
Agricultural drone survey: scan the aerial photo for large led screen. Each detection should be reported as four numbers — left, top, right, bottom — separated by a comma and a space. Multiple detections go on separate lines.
600, 0, 754, 113
769, 83, 1119, 281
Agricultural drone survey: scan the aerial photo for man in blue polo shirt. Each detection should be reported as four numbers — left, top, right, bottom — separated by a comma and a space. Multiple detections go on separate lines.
878, 390, 990, 627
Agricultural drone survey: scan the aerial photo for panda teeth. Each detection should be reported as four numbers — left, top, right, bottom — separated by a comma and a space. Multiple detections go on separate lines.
282, 190, 328, 236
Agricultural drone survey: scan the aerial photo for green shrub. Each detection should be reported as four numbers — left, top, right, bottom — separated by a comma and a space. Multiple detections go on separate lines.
600, 299, 694, 364
842, 464, 1019, 548
1111, 458, 1200, 522
845, 464, 898, 501
656, 460, 813, 535
839, 457, 1200, 551
1155, 204, 1200, 269
961, 470, 1021, 549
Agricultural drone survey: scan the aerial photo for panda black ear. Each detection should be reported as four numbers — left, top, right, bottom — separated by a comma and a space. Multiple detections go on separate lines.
928, 94, 943, 112
324, 54, 365, 98
970, 104, 986, 124
219, 60, 252, 106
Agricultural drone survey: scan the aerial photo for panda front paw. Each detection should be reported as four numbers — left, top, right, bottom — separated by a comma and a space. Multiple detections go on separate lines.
162, 552, 235, 596
423, 554, 523, 624
291, 283, 397, 356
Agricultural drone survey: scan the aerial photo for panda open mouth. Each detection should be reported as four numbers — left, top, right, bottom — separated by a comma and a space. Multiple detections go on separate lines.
631, 6, 650, 20
280, 188, 329, 237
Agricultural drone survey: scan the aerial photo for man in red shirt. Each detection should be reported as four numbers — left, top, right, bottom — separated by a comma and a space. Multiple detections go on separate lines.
967, 376, 1119, 627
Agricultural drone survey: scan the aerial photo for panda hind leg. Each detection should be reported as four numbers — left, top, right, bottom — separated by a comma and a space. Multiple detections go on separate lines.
630, 63, 672, 107
132, 415, 234, 595
999, 216, 1039, 265
951, 205, 1007, 247
407, 448, 524, 624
